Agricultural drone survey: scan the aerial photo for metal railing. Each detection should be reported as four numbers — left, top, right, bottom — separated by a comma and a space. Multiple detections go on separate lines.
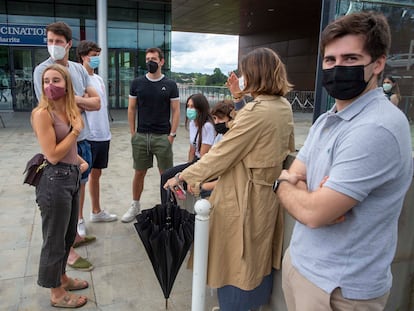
178, 85, 232, 105
285, 91, 315, 113
178, 86, 316, 113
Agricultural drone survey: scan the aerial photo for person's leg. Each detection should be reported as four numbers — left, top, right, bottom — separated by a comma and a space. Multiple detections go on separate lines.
36, 165, 83, 287
89, 168, 102, 213
67, 170, 94, 271
330, 287, 389, 311
36, 164, 87, 306
152, 133, 174, 202
88, 141, 114, 222
152, 134, 173, 174
282, 249, 296, 311
77, 141, 92, 234
282, 248, 331, 311
122, 133, 152, 223
131, 133, 152, 200
79, 183, 86, 220
121, 169, 146, 223
133, 169, 147, 200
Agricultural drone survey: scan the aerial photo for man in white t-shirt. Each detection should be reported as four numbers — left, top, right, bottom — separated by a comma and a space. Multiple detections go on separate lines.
76, 40, 117, 236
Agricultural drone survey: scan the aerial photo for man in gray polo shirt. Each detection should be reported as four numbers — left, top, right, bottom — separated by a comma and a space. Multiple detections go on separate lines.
274, 12, 412, 310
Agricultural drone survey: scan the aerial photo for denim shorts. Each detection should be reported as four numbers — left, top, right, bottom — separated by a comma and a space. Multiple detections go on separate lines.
77, 140, 92, 183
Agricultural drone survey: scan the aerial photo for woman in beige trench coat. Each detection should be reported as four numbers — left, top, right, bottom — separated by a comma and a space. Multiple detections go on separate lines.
165, 47, 295, 310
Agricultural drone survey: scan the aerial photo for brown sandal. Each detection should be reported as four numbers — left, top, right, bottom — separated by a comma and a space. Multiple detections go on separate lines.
50, 293, 87, 308
63, 277, 89, 291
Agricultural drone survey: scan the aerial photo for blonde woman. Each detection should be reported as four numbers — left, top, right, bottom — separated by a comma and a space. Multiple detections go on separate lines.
165, 48, 295, 310
31, 64, 89, 308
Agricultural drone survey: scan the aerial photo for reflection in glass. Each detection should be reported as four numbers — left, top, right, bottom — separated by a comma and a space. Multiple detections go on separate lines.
336, 0, 414, 146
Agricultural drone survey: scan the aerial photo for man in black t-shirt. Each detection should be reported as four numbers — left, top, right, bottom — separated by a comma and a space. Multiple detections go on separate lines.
122, 47, 180, 223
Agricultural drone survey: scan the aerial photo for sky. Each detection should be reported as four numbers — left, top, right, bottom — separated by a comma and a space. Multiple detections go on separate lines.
171, 32, 239, 74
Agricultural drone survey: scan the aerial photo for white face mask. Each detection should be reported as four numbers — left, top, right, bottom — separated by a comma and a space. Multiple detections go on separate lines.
238, 76, 245, 91
48, 44, 67, 61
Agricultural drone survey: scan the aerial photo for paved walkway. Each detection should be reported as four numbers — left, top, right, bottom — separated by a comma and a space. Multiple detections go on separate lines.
0, 110, 313, 311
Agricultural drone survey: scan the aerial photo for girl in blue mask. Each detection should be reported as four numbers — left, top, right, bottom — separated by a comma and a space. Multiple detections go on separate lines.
382, 76, 401, 106
160, 93, 215, 204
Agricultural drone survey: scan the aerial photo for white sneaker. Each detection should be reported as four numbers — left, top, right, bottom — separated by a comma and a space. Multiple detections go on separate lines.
121, 202, 141, 223
77, 218, 87, 237
90, 210, 118, 222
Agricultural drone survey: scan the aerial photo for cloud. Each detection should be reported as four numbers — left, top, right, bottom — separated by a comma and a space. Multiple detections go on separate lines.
171, 32, 239, 74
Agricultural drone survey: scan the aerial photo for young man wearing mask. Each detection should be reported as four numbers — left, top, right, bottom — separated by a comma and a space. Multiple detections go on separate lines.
76, 40, 117, 237
33, 22, 101, 272
122, 47, 180, 222
275, 12, 412, 310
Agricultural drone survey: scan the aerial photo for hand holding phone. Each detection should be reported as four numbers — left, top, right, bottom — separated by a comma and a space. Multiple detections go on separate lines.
174, 184, 186, 200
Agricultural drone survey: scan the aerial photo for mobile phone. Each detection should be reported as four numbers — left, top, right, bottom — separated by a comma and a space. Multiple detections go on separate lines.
174, 184, 186, 200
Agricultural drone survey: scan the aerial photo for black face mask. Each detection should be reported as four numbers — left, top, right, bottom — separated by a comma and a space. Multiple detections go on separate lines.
322, 64, 373, 100
146, 60, 158, 74
214, 122, 229, 134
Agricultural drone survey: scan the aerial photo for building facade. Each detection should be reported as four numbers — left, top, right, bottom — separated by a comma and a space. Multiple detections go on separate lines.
0, 0, 172, 111
1, 0, 414, 122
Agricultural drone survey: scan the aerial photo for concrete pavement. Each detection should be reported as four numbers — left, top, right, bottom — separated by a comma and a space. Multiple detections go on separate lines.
0, 110, 313, 311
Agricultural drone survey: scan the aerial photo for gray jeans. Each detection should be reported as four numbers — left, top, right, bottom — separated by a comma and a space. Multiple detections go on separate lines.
35, 162, 80, 288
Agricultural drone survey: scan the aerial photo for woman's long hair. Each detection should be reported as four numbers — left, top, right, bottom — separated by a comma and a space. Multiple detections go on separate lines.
185, 93, 214, 152
34, 63, 81, 128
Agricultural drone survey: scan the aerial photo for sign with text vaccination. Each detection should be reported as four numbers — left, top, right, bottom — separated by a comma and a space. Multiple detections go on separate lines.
0, 23, 47, 46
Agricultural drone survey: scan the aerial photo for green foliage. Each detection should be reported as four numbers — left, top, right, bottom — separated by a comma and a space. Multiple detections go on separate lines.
172, 67, 234, 86
207, 68, 227, 86
195, 74, 208, 85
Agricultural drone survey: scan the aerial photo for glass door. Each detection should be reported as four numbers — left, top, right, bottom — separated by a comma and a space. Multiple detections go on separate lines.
0, 46, 12, 110
108, 49, 137, 108
11, 48, 35, 111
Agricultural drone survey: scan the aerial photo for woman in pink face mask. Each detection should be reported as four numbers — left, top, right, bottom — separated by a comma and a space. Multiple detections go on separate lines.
31, 64, 90, 308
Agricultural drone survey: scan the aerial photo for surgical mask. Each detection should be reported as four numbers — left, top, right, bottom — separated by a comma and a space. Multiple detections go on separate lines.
186, 108, 197, 120
47, 44, 67, 61
44, 84, 66, 101
89, 56, 100, 69
383, 83, 392, 92
322, 64, 373, 100
214, 122, 229, 134
146, 60, 158, 74
239, 76, 245, 91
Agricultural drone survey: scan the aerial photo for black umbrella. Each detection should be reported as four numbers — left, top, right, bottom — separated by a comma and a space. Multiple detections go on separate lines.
134, 191, 195, 309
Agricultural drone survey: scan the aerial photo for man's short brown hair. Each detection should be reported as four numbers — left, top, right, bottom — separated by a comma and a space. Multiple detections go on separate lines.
76, 40, 102, 64
320, 11, 391, 61
46, 21, 72, 42
146, 47, 164, 60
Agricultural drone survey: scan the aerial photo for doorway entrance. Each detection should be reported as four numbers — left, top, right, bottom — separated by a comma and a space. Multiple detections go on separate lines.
108, 49, 137, 109
9, 47, 49, 111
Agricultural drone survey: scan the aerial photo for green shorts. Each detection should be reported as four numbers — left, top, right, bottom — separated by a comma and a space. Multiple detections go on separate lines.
131, 132, 173, 171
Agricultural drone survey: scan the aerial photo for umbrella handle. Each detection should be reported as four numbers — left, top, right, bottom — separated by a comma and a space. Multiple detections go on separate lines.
166, 188, 172, 224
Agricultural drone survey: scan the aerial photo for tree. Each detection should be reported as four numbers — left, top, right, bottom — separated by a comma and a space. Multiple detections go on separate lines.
207, 68, 227, 86
195, 74, 208, 85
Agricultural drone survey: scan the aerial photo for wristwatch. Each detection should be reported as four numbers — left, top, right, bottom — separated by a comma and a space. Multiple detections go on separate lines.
272, 179, 289, 193
169, 132, 176, 137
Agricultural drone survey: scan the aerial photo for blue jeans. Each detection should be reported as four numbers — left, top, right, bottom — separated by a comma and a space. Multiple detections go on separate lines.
35, 162, 80, 288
